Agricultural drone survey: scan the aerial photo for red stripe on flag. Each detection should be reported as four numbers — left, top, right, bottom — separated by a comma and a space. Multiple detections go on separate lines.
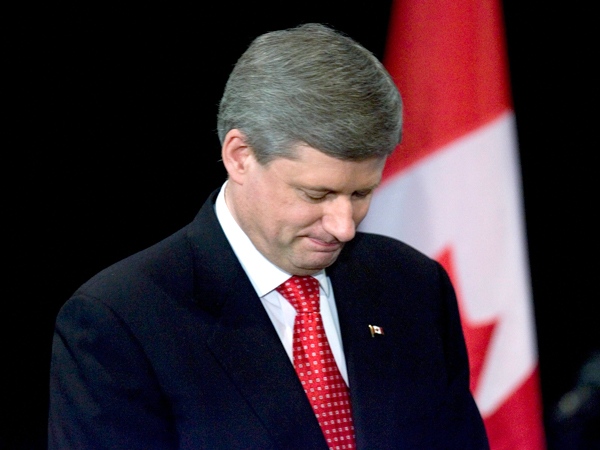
382, 0, 513, 180
483, 367, 546, 449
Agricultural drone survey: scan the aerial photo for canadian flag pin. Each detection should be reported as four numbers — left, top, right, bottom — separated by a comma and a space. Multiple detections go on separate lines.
368, 325, 384, 337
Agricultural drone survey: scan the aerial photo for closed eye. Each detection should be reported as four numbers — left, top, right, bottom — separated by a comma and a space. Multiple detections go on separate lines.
353, 190, 373, 199
303, 191, 329, 202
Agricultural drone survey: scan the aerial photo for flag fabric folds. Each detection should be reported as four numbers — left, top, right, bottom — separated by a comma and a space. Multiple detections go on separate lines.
359, 0, 546, 448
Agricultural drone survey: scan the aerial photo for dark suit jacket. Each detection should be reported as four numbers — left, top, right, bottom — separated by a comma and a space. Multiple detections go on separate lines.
48, 190, 489, 449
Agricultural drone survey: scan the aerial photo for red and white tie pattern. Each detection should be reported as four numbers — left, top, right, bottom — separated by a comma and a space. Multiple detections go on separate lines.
276, 276, 356, 450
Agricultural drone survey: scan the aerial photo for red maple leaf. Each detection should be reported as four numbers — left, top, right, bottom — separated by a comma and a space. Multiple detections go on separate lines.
435, 247, 498, 394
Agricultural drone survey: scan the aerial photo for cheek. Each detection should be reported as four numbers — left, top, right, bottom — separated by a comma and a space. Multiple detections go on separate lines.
278, 204, 324, 232
354, 201, 372, 223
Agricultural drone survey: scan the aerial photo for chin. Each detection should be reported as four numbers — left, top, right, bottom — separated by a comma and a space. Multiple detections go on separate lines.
300, 257, 338, 272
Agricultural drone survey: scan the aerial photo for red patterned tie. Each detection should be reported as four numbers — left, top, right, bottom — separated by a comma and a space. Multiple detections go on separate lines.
276, 276, 356, 449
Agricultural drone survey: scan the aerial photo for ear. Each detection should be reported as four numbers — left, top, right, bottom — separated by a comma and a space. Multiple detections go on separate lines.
221, 129, 253, 184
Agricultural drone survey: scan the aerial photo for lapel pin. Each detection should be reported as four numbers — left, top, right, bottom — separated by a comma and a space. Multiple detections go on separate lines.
368, 325, 384, 337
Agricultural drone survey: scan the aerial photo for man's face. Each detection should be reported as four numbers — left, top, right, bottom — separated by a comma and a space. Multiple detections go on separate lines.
229, 145, 386, 276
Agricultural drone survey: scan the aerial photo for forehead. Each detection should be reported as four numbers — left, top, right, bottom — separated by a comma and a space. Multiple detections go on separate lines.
269, 145, 386, 191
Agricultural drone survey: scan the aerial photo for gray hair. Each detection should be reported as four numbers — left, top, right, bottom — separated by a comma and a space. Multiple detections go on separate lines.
217, 23, 403, 164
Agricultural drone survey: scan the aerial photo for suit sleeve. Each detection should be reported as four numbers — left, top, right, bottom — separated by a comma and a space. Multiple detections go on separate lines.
48, 295, 177, 450
434, 261, 490, 449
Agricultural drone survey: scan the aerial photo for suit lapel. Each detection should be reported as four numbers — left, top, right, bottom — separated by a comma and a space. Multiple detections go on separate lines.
186, 192, 327, 449
328, 235, 410, 447
206, 282, 326, 448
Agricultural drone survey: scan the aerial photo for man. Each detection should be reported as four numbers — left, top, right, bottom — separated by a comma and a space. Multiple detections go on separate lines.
48, 23, 489, 449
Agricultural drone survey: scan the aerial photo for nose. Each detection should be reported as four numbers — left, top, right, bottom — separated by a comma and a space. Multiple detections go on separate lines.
321, 197, 357, 243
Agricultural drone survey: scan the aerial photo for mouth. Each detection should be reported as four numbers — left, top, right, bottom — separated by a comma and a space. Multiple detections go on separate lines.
307, 237, 344, 252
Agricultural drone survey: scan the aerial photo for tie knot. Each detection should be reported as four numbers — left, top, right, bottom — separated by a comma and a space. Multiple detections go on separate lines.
275, 275, 320, 313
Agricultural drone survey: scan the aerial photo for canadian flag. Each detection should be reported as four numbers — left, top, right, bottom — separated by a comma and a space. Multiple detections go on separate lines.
359, 0, 546, 448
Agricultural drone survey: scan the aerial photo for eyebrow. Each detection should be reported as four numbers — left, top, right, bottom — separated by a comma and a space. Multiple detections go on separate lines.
301, 182, 381, 193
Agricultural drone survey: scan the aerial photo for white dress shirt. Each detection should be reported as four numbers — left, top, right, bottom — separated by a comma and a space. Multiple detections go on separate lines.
214, 181, 349, 384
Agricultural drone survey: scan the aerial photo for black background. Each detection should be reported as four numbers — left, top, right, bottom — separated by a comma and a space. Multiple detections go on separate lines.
5, 1, 597, 448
